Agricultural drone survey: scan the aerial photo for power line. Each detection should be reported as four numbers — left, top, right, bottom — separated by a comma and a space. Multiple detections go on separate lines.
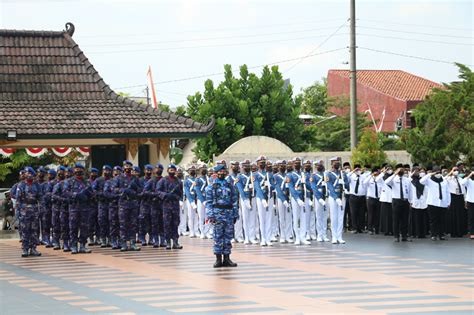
358, 47, 473, 67
88, 33, 347, 54
84, 25, 345, 47
357, 26, 473, 39
357, 33, 473, 46
114, 47, 347, 90
360, 18, 473, 32
283, 21, 349, 73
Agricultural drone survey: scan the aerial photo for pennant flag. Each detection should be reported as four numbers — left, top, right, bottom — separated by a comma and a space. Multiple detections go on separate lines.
377, 107, 386, 132
76, 147, 90, 156
147, 66, 158, 109
0, 148, 15, 157
52, 147, 72, 157
25, 148, 47, 157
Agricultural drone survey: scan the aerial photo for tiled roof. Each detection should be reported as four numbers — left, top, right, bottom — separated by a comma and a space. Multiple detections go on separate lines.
328, 69, 443, 101
0, 23, 214, 138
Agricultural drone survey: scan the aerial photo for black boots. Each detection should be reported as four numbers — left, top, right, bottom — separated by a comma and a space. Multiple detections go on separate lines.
213, 254, 223, 268
223, 254, 237, 267
29, 248, 42, 257
129, 241, 141, 251
21, 249, 29, 257
166, 239, 172, 250
172, 239, 183, 249
79, 243, 92, 253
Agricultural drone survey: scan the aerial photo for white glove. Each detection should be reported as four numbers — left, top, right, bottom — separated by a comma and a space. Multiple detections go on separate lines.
203, 201, 207, 206
179, 201, 184, 208
283, 200, 289, 208
336, 198, 342, 207
191, 203, 197, 210
262, 199, 268, 208
297, 199, 305, 207
319, 199, 325, 206
244, 199, 251, 209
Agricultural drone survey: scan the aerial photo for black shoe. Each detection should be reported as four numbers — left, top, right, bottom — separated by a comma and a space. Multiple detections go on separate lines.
53, 243, 60, 250
79, 244, 91, 254
369, 231, 374, 235
153, 243, 159, 248
120, 246, 128, 252
63, 242, 71, 252
129, 242, 141, 251
394, 237, 400, 242
21, 249, 29, 257
439, 236, 446, 240
172, 240, 183, 249
431, 236, 437, 241
213, 254, 223, 268
401, 238, 412, 242
71, 246, 78, 254
166, 240, 172, 250
222, 254, 237, 267
30, 248, 42, 256
100, 239, 108, 248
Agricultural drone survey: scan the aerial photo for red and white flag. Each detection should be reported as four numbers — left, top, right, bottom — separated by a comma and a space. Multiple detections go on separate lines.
147, 66, 158, 109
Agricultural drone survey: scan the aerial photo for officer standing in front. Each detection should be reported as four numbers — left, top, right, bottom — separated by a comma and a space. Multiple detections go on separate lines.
206, 164, 239, 268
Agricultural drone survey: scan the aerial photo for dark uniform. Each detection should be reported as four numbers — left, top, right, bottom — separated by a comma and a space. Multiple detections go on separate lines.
92, 165, 112, 247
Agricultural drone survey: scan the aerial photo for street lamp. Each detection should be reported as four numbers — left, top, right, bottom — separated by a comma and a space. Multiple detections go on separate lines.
6, 130, 16, 140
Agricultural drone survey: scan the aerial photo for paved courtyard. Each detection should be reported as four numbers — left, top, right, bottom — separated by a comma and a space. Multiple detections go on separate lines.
0, 233, 473, 315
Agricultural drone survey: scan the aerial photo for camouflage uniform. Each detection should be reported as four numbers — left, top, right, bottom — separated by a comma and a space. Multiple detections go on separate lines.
52, 177, 70, 250
92, 175, 111, 245
15, 178, 41, 255
138, 174, 152, 243
104, 174, 120, 249
156, 175, 183, 245
41, 173, 56, 247
114, 173, 140, 248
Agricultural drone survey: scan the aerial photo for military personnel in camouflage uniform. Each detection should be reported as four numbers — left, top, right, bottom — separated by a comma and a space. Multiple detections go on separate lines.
16, 167, 42, 257
92, 165, 112, 247
103, 166, 122, 249
138, 164, 153, 245
206, 164, 239, 268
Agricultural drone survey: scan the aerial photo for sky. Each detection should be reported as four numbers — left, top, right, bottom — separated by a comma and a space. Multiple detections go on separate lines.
1, 0, 472, 108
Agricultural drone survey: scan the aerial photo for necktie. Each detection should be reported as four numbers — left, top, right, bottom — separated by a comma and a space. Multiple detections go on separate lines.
438, 181, 443, 200
400, 177, 404, 199
374, 178, 379, 198
355, 175, 360, 194
455, 177, 462, 194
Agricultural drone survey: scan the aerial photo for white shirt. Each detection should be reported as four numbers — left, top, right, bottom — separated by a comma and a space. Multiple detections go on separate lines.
376, 173, 392, 203
460, 177, 474, 203
363, 175, 382, 199
409, 179, 428, 209
420, 174, 451, 208
384, 174, 412, 201
446, 175, 465, 195
349, 172, 368, 196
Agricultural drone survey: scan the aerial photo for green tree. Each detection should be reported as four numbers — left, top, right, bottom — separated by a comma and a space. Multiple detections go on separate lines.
406, 64, 474, 165
299, 78, 327, 116
351, 128, 387, 166
186, 64, 304, 161
0, 150, 53, 185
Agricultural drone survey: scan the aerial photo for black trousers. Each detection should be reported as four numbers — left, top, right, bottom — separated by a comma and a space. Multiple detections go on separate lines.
467, 202, 474, 236
367, 197, 380, 233
412, 208, 428, 238
344, 195, 352, 229
349, 195, 366, 232
428, 205, 446, 238
392, 199, 409, 238
448, 194, 467, 237
380, 202, 393, 235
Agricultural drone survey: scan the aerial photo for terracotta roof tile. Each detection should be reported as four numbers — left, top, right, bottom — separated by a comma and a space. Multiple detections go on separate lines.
328, 69, 443, 101
0, 23, 214, 138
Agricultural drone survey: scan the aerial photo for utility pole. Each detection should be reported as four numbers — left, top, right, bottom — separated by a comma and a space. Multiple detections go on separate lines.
350, 0, 357, 149
145, 86, 150, 107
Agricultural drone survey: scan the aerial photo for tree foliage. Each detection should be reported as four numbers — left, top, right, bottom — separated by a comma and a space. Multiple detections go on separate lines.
0, 150, 54, 186
406, 64, 474, 165
186, 64, 304, 161
298, 78, 327, 116
351, 128, 387, 167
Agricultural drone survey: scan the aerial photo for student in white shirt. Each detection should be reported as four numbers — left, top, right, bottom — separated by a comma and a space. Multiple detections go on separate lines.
460, 168, 474, 240
363, 167, 382, 235
349, 164, 368, 233
385, 164, 412, 242
410, 167, 429, 238
446, 166, 467, 237
420, 166, 451, 241
377, 164, 394, 236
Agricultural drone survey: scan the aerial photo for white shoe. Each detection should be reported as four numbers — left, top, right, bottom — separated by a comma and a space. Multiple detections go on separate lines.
306, 236, 311, 241
331, 239, 338, 244
183, 232, 190, 236
323, 237, 330, 242
270, 236, 278, 242
244, 240, 250, 245
302, 240, 311, 245
250, 239, 259, 245
237, 238, 244, 243
338, 239, 346, 244
286, 239, 294, 243
260, 241, 267, 246
266, 241, 273, 246
200, 233, 205, 239
231, 239, 235, 243
310, 235, 317, 240
317, 237, 323, 242
279, 239, 286, 243
294, 240, 301, 245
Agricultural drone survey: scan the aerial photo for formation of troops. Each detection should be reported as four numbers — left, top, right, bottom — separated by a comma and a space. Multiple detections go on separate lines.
10, 156, 474, 268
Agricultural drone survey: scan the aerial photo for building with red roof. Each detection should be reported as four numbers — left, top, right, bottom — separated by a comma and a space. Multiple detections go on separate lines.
327, 69, 443, 132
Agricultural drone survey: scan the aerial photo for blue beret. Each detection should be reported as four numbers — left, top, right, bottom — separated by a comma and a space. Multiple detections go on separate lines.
48, 169, 56, 175
24, 166, 36, 175
144, 164, 154, 170
102, 165, 112, 171
90, 168, 99, 173
58, 166, 66, 171
133, 166, 141, 172
74, 163, 85, 169
123, 160, 133, 166
37, 166, 47, 173
214, 165, 226, 172
67, 167, 73, 173
155, 163, 164, 169
167, 164, 177, 170
113, 166, 123, 171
